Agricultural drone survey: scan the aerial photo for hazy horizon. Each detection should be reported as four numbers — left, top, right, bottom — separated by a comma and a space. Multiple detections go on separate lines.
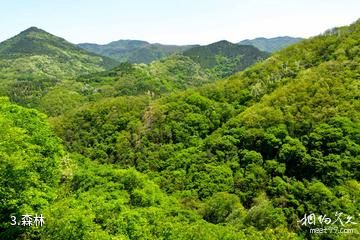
6, 26, 306, 46
1, 0, 359, 45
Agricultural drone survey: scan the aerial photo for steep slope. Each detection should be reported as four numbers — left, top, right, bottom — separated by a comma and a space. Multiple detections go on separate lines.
78, 40, 197, 63
53, 20, 360, 239
239, 36, 304, 52
0, 27, 118, 79
1, 98, 295, 240
183, 40, 269, 78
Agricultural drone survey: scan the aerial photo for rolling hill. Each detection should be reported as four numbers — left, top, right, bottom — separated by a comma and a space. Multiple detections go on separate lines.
0, 27, 119, 107
76, 54, 211, 96
238, 36, 304, 52
78, 40, 197, 63
38, 40, 270, 116
33, 39, 273, 115
183, 40, 270, 78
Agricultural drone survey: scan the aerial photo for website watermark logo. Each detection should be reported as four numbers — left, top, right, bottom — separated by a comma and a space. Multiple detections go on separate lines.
298, 212, 358, 235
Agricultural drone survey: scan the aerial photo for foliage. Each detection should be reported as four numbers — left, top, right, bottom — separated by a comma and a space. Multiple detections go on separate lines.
183, 40, 269, 78
75, 55, 213, 100
1, 20, 360, 239
52, 20, 360, 239
0, 97, 63, 239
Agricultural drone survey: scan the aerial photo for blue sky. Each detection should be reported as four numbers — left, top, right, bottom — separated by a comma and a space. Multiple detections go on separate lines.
0, 0, 359, 45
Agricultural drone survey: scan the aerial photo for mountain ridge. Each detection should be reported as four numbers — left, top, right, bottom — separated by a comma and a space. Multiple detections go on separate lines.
0, 26, 119, 77
78, 40, 197, 63
238, 36, 304, 52
183, 40, 270, 78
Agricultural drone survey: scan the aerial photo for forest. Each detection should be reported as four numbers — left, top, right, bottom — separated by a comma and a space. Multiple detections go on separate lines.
0, 18, 359, 240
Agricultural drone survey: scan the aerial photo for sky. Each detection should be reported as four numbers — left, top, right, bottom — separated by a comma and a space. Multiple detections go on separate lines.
0, 0, 359, 45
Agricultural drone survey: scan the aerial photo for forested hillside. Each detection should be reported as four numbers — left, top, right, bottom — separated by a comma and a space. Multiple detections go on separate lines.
0, 19, 359, 240
51, 20, 360, 239
0, 28, 267, 113
183, 40, 269, 78
76, 55, 212, 97
37, 55, 214, 116
0, 27, 118, 78
0, 27, 118, 108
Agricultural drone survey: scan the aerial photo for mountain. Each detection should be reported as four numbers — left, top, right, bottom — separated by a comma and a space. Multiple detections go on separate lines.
78, 39, 270, 79
76, 54, 211, 96
239, 36, 304, 52
78, 40, 197, 63
2, 19, 360, 239
183, 40, 269, 78
49, 20, 360, 239
0, 27, 118, 79
38, 40, 271, 116
35, 40, 273, 115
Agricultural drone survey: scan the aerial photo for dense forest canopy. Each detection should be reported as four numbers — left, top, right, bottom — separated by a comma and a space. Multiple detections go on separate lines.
0, 19, 359, 239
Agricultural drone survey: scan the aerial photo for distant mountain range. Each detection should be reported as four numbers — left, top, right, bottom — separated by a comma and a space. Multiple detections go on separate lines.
78, 37, 304, 64
0, 27, 271, 109
238, 36, 304, 52
0, 27, 304, 109
0, 27, 273, 82
79, 39, 270, 79
78, 40, 197, 64
73, 40, 270, 101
